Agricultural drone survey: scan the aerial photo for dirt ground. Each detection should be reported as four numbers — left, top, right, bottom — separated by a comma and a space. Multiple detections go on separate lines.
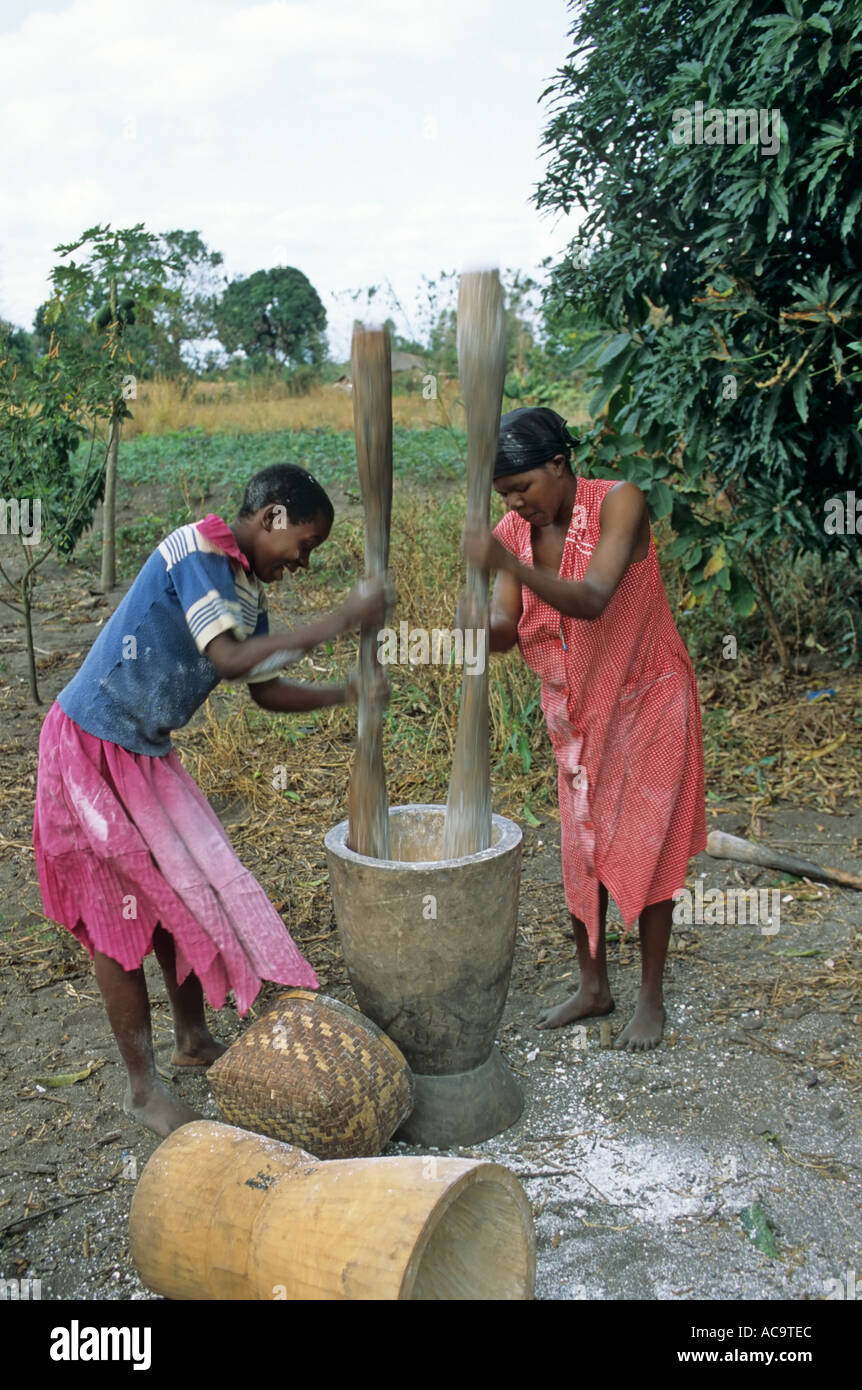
1, 517, 860, 1302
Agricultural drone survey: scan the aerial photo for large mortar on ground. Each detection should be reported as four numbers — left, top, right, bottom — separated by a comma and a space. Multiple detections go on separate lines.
325, 803, 523, 1146
129, 1120, 535, 1300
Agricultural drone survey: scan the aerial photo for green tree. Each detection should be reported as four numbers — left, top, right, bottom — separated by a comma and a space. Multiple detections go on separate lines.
214, 266, 327, 368
536, 0, 862, 663
124, 229, 225, 374
46, 222, 184, 589
0, 317, 36, 369
32, 296, 99, 362
0, 330, 108, 701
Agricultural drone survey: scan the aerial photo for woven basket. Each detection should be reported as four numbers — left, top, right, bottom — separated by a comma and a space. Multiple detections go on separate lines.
208, 990, 414, 1159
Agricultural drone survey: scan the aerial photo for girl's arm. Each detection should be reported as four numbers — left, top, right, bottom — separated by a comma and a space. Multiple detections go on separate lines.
465, 483, 648, 622
204, 578, 389, 681
248, 678, 349, 712
247, 665, 389, 713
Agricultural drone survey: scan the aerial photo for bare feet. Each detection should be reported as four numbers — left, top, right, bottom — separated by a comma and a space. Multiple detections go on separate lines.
171, 1033, 226, 1067
614, 996, 666, 1051
124, 1081, 201, 1137
537, 987, 615, 1030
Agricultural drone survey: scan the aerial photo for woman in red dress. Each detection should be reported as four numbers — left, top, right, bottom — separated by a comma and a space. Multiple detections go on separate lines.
463, 408, 705, 1050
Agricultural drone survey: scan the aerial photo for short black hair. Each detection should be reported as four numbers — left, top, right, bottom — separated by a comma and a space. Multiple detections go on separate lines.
239, 464, 334, 527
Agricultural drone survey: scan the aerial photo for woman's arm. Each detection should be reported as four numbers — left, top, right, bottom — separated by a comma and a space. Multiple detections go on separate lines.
455, 567, 522, 654
489, 568, 523, 651
466, 483, 648, 622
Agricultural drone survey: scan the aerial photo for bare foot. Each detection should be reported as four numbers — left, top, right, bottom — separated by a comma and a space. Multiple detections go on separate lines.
171, 1034, 226, 1067
124, 1081, 201, 1137
536, 987, 615, 1030
614, 998, 666, 1052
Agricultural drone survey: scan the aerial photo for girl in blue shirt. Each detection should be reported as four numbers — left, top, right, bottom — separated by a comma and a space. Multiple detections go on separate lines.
33, 463, 390, 1136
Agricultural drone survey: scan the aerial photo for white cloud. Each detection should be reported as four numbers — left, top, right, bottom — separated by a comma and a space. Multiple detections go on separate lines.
0, 0, 577, 350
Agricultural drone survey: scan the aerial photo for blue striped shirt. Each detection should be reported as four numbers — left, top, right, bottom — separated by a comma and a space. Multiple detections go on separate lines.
58, 522, 289, 756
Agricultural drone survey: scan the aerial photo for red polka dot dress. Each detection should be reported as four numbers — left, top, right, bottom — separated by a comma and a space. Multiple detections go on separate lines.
494, 476, 706, 953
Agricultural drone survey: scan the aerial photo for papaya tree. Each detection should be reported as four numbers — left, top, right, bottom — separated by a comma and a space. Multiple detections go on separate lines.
536, 0, 862, 664
34, 230, 225, 376
46, 224, 184, 589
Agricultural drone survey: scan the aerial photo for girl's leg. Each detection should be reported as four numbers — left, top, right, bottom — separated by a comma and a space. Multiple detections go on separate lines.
151, 926, 225, 1067
93, 950, 201, 1137
536, 882, 613, 1028
614, 897, 673, 1051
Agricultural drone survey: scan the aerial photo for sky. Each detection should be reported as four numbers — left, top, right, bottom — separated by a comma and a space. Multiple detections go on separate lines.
0, 0, 578, 359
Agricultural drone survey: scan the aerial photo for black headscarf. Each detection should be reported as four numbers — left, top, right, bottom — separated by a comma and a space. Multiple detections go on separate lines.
495, 407, 578, 480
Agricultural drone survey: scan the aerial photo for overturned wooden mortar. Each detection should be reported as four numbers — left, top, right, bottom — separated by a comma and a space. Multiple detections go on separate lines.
129, 1120, 535, 1301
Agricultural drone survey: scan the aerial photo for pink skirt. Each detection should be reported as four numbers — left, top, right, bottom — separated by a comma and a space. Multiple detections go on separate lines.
33, 702, 319, 1015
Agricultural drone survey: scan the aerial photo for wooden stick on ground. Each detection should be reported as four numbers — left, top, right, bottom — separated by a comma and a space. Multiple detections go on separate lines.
706, 830, 862, 890
347, 326, 393, 859
442, 270, 507, 859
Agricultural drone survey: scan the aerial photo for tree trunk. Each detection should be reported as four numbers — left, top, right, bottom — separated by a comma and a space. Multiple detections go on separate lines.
100, 412, 120, 591
21, 568, 40, 704
100, 276, 120, 592
749, 555, 790, 670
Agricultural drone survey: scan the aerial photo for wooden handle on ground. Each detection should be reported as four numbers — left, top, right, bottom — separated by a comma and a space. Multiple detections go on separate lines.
347, 326, 393, 859
705, 830, 862, 890
442, 270, 507, 859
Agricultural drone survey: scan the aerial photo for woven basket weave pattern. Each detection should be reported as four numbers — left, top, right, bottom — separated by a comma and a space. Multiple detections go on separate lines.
209, 990, 413, 1159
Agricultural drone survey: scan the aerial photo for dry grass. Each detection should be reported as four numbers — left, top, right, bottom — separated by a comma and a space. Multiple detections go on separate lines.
697, 665, 862, 827
769, 951, 862, 1091
124, 374, 469, 438
123, 373, 592, 440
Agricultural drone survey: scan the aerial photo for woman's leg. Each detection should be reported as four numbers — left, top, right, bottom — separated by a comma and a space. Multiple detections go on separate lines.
536, 882, 613, 1028
151, 926, 226, 1066
93, 950, 201, 1137
614, 897, 672, 1051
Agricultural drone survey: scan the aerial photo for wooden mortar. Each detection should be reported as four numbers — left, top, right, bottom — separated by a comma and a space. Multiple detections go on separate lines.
325, 804, 523, 1146
129, 1120, 535, 1301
